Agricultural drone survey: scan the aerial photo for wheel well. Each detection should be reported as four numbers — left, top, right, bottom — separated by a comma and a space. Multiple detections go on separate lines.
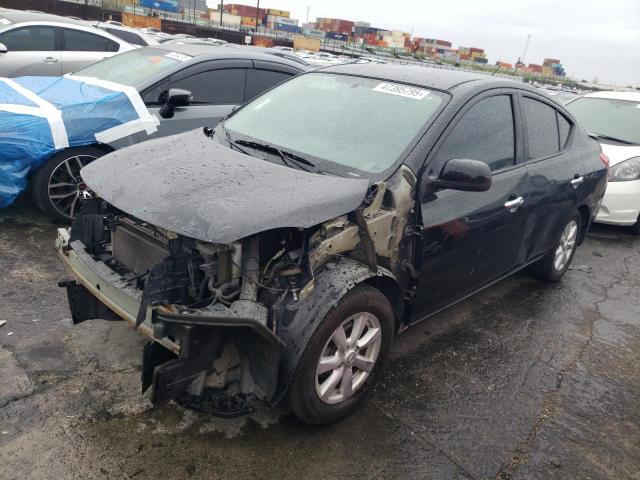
577, 205, 590, 244
362, 275, 405, 327
94, 143, 116, 155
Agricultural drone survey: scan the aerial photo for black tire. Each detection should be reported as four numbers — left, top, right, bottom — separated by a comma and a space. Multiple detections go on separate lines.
630, 216, 640, 236
31, 146, 104, 222
286, 284, 394, 425
531, 211, 583, 282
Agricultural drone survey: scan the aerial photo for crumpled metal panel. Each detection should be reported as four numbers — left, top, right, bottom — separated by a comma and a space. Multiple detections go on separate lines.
81, 129, 370, 244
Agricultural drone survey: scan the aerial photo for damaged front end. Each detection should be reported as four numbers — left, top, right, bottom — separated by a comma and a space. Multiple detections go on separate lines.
56, 160, 417, 416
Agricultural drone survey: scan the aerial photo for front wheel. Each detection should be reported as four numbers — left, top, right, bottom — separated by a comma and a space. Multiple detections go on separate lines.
531, 211, 582, 282
286, 284, 394, 425
31, 146, 104, 222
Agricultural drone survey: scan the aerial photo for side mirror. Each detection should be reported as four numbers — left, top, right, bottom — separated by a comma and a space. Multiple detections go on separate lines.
422, 158, 492, 195
0, 43, 7, 54
159, 88, 192, 119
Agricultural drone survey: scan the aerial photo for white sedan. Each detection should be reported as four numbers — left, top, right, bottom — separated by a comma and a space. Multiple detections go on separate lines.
566, 91, 640, 234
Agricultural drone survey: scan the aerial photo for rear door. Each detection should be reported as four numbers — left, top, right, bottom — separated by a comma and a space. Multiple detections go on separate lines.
0, 25, 60, 76
518, 93, 583, 261
142, 59, 250, 139
244, 60, 301, 102
58, 26, 120, 74
412, 91, 530, 320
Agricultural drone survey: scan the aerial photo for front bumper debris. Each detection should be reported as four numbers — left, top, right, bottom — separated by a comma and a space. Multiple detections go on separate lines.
56, 228, 284, 408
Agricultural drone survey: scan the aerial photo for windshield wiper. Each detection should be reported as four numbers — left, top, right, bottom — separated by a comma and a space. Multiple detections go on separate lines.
234, 139, 317, 172
590, 132, 639, 146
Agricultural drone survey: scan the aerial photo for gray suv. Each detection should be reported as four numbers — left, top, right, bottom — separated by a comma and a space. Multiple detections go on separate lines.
30, 43, 308, 220
0, 9, 134, 76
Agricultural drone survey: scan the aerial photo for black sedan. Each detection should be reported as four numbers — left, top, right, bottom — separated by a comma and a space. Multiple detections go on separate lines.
28, 43, 307, 221
56, 64, 607, 425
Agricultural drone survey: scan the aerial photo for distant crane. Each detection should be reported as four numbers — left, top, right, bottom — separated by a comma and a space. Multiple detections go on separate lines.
517, 34, 531, 66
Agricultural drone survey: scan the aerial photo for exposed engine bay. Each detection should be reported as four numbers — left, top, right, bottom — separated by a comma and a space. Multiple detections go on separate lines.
57, 165, 417, 416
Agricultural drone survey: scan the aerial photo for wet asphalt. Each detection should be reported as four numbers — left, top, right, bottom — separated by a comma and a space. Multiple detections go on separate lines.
0, 199, 638, 480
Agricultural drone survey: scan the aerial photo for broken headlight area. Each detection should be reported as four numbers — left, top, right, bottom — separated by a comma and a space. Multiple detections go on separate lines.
63, 198, 314, 416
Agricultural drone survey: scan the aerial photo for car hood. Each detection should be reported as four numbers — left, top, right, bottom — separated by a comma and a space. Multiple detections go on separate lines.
599, 142, 640, 167
80, 129, 370, 244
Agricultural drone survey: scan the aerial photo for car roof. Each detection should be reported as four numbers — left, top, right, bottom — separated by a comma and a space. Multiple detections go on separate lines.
0, 8, 90, 27
318, 63, 511, 92
152, 43, 309, 70
582, 90, 640, 102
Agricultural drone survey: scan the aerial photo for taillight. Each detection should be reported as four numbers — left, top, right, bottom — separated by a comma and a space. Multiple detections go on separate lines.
599, 153, 610, 168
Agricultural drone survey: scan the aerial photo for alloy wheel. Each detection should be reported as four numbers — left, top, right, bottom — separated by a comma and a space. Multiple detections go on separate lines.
315, 312, 382, 404
47, 154, 97, 219
554, 219, 578, 271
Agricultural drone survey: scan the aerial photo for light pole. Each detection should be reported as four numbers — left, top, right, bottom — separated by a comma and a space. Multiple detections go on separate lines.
255, 0, 260, 35
219, 0, 223, 28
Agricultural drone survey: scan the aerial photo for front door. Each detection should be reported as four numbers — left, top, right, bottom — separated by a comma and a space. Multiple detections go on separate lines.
0, 26, 61, 77
412, 92, 530, 321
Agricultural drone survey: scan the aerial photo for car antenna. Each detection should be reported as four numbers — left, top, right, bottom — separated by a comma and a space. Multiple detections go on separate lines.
491, 64, 502, 76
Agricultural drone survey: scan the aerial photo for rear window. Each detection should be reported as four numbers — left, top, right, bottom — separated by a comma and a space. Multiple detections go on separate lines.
104, 27, 146, 46
71, 48, 188, 86
523, 97, 561, 159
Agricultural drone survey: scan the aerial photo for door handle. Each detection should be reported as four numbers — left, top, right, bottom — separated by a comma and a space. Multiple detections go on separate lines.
570, 176, 584, 189
43, 56, 58, 63
504, 196, 524, 212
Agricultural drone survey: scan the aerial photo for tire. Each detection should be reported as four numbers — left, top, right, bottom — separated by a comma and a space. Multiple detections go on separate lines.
531, 211, 582, 282
630, 216, 640, 236
31, 146, 104, 222
286, 284, 394, 425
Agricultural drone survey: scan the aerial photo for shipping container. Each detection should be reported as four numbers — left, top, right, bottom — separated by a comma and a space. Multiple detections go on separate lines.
274, 23, 299, 33
241, 16, 257, 26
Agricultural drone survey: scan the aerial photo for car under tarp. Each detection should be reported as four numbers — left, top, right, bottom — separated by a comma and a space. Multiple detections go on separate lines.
0, 75, 159, 208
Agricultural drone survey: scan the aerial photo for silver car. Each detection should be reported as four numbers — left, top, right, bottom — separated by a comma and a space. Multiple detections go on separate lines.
28, 43, 308, 220
0, 9, 134, 77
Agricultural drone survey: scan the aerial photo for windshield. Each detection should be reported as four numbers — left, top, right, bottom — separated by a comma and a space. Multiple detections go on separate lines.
224, 72, 446, 175
71, 48, 189, 87
566, 96, 640, 144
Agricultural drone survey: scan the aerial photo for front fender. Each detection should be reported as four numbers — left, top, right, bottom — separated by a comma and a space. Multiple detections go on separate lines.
273, 257, 397, 403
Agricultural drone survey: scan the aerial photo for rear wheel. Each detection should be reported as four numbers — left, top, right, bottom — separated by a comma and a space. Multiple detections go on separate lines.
531, 211, 582, 282
630, 216, 640, 236
286, 284, 394, 425
31, 146, 104, 222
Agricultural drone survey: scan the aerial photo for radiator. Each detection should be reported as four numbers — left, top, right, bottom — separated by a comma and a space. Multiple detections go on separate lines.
111, 219, 169, 275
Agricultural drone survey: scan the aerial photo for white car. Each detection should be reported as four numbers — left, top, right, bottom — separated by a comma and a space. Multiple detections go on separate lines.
567, 91, 640, 234
0, 9, 134, 76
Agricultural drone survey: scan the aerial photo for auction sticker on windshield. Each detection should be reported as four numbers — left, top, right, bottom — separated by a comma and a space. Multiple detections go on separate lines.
165, 52, 191, 62
373, 82, 430, 100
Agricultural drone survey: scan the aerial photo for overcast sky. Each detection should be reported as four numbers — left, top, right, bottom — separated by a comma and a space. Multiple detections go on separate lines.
209, 0, 640, 86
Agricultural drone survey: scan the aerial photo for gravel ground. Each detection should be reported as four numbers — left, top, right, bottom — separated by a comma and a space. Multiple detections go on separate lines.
1, 199, 638, 480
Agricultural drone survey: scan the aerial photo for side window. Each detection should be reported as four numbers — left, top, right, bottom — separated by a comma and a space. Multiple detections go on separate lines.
522, 97, 561, 159
60, 28, 119, 52
0, 26, 55, 51
244, 69, 292, 101
557, 112, 571, 149
436, 95, 515, 172
104, 28, 146, 46
171, 69, 246, 105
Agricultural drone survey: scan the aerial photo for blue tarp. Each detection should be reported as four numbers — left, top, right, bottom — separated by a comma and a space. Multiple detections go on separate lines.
0, 75, 158, 208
